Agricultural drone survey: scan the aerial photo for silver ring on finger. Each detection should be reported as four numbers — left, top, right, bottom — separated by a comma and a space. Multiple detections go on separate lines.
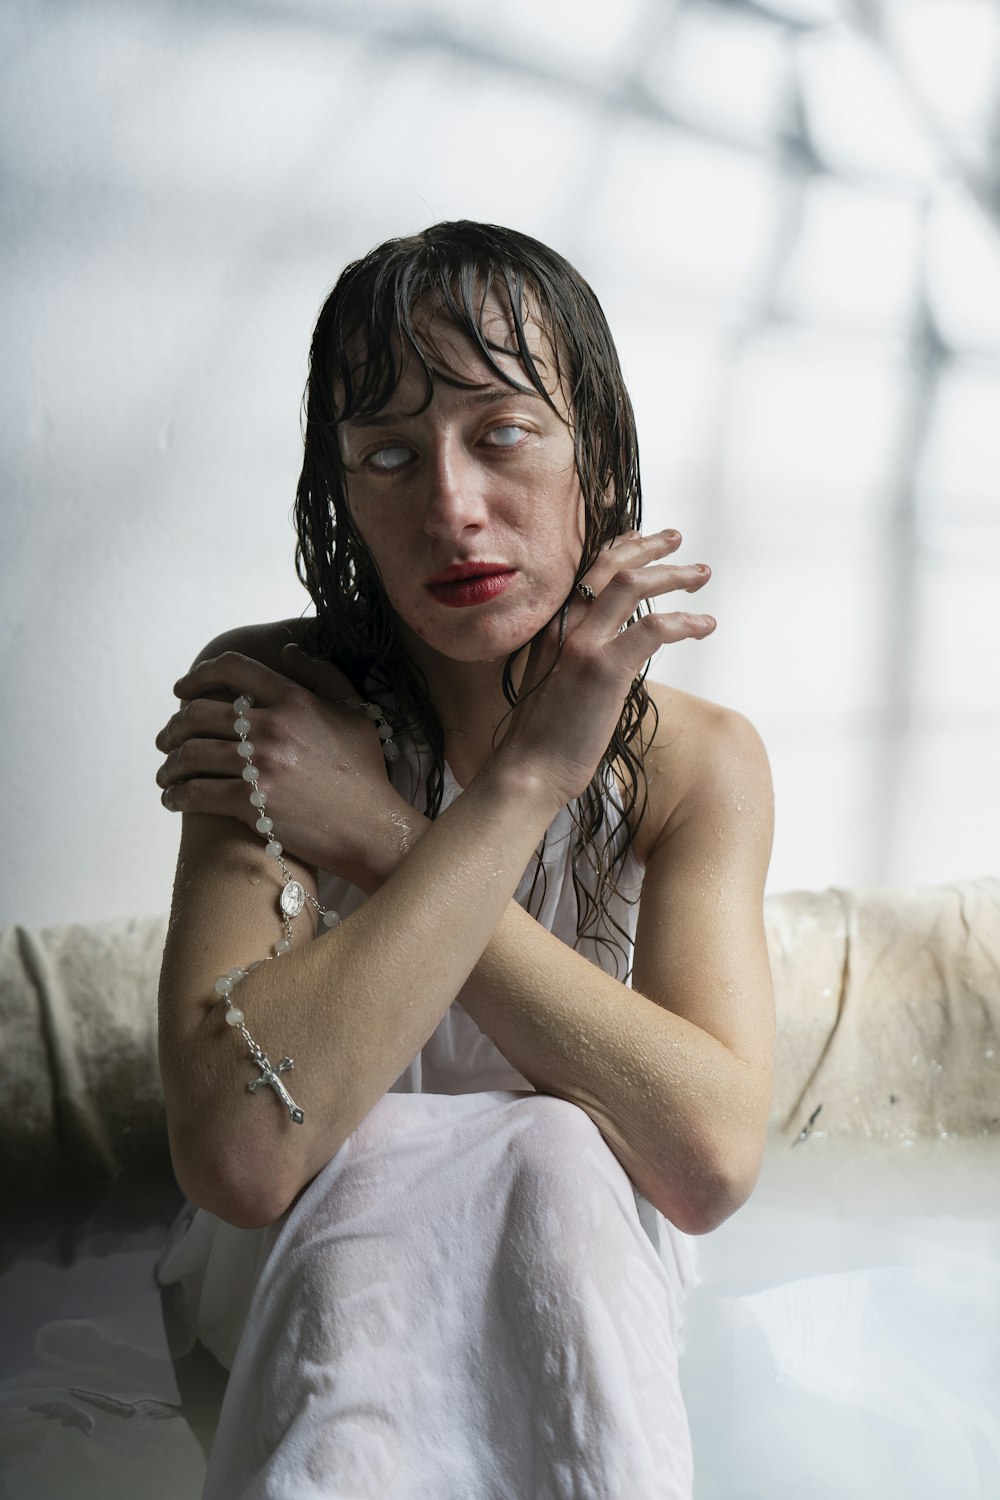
576, 582, 597, 603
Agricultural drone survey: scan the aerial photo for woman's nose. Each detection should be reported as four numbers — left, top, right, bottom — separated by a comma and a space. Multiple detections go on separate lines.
421, 442, 489, 540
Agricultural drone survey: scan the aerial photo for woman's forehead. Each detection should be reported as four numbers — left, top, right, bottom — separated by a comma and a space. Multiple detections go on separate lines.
338, 289, 566, 421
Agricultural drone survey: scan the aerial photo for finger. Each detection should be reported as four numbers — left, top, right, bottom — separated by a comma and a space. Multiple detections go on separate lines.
173, 650, 293, 706
279, 643, 356, 703
664, 562, 711, 593
606, 561, 711, 597
582, 562, 711, 633
613, 610, 716, 667
577, 528, 685, 601
156, 698, 236, 753
607, 527, 682, 563
160, 774, 256, 821
156, 737, 251, 790
638, 609, 716, 640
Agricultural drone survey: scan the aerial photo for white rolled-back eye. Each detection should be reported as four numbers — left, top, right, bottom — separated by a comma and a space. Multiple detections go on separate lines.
487, 425, 527, 446
369, 445, 411, 471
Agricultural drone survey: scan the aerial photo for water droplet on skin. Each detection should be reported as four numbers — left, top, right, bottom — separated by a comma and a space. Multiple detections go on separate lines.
388, 810, 412, 853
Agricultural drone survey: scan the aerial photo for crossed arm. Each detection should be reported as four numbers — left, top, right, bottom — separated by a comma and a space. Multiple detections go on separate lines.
156, 616, 774, 1238
454, 699, 775, 1234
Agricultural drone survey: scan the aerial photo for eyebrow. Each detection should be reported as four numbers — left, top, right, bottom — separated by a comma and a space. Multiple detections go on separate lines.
343, 384, 548, 431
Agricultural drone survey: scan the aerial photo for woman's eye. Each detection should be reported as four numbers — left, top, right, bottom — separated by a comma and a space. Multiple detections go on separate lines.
367, 444, 412, 472
485, 424, 528, 448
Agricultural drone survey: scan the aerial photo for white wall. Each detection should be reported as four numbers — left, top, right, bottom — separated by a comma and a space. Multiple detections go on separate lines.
4, 0, 998, 928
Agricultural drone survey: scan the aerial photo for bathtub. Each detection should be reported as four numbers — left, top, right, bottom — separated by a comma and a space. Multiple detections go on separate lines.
1, 1130, 996, 1499
1, 881, 997, 1496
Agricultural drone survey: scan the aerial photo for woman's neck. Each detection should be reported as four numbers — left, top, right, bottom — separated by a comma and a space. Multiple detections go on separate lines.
402, 639, 524, 788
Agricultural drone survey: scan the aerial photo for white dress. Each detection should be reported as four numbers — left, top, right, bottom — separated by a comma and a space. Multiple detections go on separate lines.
155, 750, 700, 1500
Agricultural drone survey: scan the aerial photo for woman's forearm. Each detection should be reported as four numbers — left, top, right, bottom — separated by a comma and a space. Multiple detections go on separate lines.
163, 754, 560, 1227
362, 814, 763, 1235
455, 906, 763, 1234
368, 818, 765, 1240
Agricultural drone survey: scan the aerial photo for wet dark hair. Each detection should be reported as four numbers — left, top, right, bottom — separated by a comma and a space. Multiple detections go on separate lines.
294, 220, 658, 977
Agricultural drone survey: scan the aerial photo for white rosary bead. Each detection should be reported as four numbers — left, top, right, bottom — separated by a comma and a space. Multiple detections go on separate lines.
219, 685, 398, 1128
353, 700, 398, 761
216, 694, 305, 1123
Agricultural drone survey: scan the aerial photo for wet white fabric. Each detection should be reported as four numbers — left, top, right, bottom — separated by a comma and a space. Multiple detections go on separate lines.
156, 747, 700, 1498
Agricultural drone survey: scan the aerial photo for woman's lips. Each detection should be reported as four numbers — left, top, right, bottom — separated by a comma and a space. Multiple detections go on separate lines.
425, 570, 516, 608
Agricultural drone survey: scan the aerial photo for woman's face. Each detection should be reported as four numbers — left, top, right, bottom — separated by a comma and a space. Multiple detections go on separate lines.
336, 297, 586, 670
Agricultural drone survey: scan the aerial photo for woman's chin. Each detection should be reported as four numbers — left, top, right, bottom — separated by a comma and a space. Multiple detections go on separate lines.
398, 603, 560, 668
406, 630, 530, 670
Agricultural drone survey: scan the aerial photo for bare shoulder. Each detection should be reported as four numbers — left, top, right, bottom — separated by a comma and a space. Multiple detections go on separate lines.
630, 678, 774, 865
192, 617, 316, 674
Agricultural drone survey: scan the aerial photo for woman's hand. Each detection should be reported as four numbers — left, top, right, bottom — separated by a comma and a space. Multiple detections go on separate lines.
155, 645, 413, 886
499, 528, 715, 806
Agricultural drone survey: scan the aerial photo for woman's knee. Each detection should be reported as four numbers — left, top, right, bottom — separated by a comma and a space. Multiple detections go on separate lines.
501, 1093, 634, 1231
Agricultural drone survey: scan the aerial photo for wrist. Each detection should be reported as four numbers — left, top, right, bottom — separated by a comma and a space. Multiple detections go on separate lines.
474, 745, 566, 828
353, 795, 431, 896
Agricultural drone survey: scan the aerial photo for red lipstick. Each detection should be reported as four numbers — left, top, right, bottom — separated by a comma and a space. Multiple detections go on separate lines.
425, 562, 516, 609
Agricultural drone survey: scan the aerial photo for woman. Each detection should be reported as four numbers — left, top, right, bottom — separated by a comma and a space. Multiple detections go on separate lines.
154, 221, 774, 1498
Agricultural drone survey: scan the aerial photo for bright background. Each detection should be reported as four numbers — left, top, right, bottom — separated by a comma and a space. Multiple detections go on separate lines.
3, 0, 999, 927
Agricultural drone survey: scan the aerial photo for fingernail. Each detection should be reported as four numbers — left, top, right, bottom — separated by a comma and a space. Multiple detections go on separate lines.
663, 529, 681, 540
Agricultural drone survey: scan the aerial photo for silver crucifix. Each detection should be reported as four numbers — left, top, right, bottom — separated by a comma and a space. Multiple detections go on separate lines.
246, 1043, 305, 1124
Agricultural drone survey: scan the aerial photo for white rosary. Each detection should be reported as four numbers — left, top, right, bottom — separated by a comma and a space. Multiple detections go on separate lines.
215, 691, 399, 1125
